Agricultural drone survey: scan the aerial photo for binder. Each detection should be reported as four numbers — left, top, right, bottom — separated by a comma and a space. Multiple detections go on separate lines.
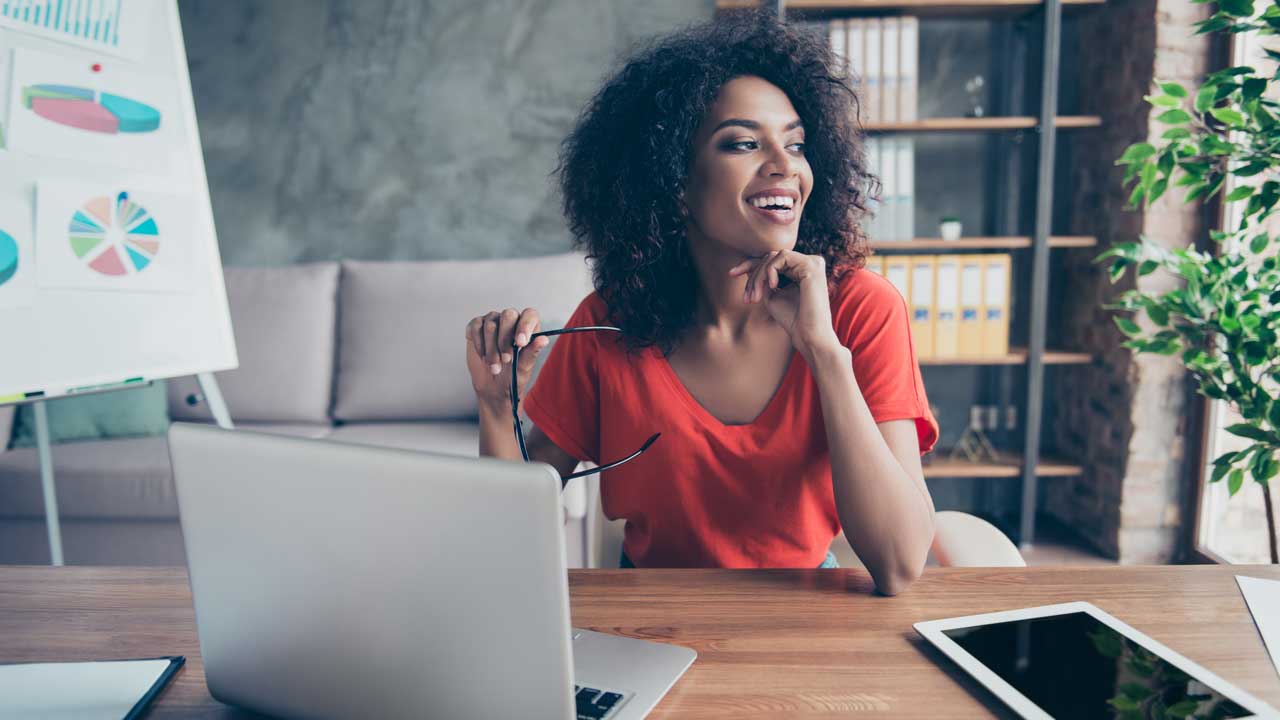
867, 137, 883, 241
899, 17, 918, 122
864, 18, 882, 124
957, 255, 985, 357
882, 136, 898, 241
828, 20, 848, 78
981, 254, 1011, 356
884, 256, 910, 305
895, 137, 914, 241
908, 255, 936, 359
881, 18, 899, 124
847, 19, 865, 122
934, 255, 960, 358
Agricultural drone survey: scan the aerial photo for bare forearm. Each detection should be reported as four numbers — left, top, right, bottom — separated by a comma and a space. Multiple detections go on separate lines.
478, 401, 522, 461
805, 343, 934, 595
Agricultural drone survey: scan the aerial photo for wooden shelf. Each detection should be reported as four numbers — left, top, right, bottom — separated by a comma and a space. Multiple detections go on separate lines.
864, 116, 1102, 132
920, 348, 1093, 366
923, 451, 1083, 479
871, 236, 1097, 250
718, 0, 1104, 14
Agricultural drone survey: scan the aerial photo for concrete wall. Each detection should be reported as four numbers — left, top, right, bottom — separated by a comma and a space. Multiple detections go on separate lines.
179, 0, 714, 266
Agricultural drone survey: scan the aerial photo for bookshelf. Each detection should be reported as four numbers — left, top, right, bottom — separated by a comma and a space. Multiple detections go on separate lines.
871, 235, 1095, 249
718, 0, 1100, 17
718, 0, 1099, 547
865, 115, 1100, 131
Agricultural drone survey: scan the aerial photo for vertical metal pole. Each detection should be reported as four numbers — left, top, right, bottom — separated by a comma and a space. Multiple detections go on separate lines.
196, 372, 235, 430
1019, 0, 1062, 548
776, 0, 785, 21
33, 401, 64, 566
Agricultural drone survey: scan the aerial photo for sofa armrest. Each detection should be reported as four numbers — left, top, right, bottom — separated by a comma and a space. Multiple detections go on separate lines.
0, 405, 14, 455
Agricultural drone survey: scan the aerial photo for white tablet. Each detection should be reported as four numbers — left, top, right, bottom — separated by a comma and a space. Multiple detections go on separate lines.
914, 601, 1278, 719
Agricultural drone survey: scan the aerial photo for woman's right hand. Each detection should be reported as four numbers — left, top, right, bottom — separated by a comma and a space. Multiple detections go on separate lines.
465, 307, 550, 412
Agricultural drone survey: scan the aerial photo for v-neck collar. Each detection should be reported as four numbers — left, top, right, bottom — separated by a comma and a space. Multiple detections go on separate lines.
651, 344, 802, 431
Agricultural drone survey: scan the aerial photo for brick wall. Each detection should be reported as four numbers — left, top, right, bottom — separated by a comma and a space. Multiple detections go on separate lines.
1044, 0, 1213, 562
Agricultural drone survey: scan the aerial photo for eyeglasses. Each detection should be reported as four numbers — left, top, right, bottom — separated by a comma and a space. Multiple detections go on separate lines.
511, 325, 661, 480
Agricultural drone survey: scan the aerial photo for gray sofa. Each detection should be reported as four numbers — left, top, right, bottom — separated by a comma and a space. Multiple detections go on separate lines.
0, 252, 598, 566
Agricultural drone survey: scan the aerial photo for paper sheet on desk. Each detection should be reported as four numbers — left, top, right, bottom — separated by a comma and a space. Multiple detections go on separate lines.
1237, 575, 1280, 679
0, 658, 174, 719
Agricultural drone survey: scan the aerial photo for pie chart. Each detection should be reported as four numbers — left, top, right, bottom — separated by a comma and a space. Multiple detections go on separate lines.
68, 192, 160, 277
0, 229, 17, 287
23, 84, 161, 135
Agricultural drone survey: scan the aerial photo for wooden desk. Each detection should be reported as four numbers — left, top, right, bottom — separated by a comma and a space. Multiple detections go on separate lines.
1, 565, 1277, 718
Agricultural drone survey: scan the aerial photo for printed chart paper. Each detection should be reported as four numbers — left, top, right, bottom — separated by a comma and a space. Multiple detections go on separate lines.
7, 46, 177, 171
0, 0, 149, 58
0, 194, 35, 308
37, 178, 193, 294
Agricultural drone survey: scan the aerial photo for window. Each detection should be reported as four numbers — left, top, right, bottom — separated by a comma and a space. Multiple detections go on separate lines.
1193, 20, 1280, 564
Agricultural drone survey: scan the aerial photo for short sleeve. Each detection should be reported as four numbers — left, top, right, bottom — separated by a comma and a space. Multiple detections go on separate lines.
522, 294, 602, 464
834, 269, 940, 454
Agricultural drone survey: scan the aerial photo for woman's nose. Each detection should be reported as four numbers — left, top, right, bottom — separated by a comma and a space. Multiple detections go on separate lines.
761, 143, 798, 177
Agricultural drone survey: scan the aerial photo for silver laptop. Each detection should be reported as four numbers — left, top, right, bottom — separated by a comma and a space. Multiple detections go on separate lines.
168, 423, 695, 720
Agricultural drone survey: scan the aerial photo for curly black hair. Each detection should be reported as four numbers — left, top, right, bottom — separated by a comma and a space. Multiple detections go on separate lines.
556, 8, 876, 357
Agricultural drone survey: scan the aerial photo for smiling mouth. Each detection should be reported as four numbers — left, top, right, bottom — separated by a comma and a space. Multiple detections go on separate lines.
747, 201, 798, 224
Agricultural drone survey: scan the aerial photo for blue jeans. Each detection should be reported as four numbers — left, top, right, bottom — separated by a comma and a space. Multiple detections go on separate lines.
620, 550, 840, 568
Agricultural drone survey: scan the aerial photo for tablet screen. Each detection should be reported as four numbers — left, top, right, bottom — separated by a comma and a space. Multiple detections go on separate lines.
942, 611, 1252, 718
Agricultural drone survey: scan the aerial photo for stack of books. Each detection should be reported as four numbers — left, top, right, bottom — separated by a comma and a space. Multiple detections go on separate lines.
827, 16, 919, 124
865, 254, 1012, 360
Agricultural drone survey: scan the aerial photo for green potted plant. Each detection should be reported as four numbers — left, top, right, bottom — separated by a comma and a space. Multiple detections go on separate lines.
1099, 0, 1280, 563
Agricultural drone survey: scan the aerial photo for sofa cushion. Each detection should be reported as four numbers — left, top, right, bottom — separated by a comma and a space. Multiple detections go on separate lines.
0, 421, 333, 520
0, 436, 176, 519
334, 252, 594, 421
10, 381, 169, 448
326, 421, 480, 457
168, 263, 340, 423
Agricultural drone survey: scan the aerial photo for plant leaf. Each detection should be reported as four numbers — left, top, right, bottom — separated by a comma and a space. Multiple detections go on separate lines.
1219, 0, 1255, 17
1195, 84, 1218, 113
1157, 108, 1193, 124
1159, 81, 1189, 98
1115, 316, 1142, 337
1117, 142, 1157, 165
1226, 185, 1254, 202
1226, 423, 1272, 441
1211, 106, 1247, 126
1228, 468, 1245, 495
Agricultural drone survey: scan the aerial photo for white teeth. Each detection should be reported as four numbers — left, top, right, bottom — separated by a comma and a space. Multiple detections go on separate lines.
749, 195, 795, 209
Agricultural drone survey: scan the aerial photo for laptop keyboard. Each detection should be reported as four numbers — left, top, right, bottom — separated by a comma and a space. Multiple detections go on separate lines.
574, 684, 625, 719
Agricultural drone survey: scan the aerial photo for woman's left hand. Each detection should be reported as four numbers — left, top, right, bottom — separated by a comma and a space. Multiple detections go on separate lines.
729, 249, 841, 357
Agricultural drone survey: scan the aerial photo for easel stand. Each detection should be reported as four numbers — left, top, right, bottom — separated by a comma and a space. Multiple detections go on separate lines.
32, 372, 234, 567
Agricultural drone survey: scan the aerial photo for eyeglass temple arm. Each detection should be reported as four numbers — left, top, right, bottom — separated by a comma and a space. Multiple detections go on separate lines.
559, 433, 662, 481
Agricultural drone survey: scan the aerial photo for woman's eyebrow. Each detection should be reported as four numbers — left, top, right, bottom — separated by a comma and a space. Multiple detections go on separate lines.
711, 118, 804, 133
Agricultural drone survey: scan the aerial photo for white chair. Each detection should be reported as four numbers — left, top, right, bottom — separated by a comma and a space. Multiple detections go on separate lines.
583, 478, 1025, 569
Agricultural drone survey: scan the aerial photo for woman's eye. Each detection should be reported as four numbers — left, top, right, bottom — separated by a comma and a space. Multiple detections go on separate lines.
723, 140, 805, 153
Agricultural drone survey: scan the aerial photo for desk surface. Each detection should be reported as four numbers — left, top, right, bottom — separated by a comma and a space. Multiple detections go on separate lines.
1, 565, 1277, 718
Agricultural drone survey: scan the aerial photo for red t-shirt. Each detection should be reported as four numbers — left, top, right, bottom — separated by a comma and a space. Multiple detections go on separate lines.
523, 267, 939, 568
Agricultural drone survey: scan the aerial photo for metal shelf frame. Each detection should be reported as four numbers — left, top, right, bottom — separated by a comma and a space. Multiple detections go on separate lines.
765, 0, 1081, 547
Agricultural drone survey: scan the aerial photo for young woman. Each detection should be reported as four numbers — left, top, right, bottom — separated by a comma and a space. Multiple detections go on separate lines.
465, 11, 938, 595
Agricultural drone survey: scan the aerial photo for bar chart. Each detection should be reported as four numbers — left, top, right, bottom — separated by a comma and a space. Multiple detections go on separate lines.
0, 0, 129, 55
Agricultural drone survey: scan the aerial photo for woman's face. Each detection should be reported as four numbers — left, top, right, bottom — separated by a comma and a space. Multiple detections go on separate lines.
683, 75, 813, 258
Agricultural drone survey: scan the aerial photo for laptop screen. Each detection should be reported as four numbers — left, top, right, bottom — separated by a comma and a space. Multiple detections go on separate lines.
942, 612, 1251, 718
